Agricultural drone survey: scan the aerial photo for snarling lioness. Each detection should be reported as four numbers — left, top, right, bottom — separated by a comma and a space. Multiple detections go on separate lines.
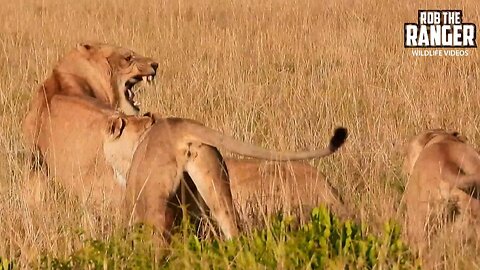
23, 42, 158, 153
402, 129, 480, 250
37, 95, 154, 208
104, 113, 347, 240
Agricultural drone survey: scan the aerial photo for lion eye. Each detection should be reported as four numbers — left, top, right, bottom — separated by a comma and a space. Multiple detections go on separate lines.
125, 55, 133, 62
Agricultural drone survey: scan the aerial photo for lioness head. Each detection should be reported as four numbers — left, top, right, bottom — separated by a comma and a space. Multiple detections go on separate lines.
56, 42, 158, 115
103, 112, 155, 186
402, 129, 467, 176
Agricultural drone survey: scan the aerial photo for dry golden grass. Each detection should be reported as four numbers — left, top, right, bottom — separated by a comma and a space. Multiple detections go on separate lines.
0, 0, 479, 268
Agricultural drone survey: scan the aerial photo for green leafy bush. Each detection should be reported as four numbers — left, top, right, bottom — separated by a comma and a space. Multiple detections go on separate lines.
0, 258, 13, 270
39, 206, 421, 269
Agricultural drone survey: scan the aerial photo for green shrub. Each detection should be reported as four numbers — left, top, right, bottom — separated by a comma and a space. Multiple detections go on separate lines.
0, 258, 13, 270
38, 206, 421, 269
39, 225, 160, 269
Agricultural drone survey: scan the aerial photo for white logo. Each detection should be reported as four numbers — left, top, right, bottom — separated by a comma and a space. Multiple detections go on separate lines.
404, 10, 476, 56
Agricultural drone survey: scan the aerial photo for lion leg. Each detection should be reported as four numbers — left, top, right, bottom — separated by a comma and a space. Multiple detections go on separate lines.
185, 144, 239, 239
22, 107, 38, 150
406, 205, 429, 253
22, 115, 39, 151
143, 201, 174, 243
404, 183, 429, 252
441, 163, 480, 197
453, 174, 480, 200
22, 88, 49, 150
22, 91, 51, 178
448, 189, 480, 219
435, 164, 480, 214
126, 164, 180, 242
21, 166, 49, 207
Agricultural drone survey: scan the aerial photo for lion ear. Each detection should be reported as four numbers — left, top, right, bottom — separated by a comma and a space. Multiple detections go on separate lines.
451, 131, 468, 142
76, 42, 94, 53
143, 112, 157, 123
106, 115, 126, 140
142, 113, 156, 128
143, 112, 160, 122
419, 130, 442, 146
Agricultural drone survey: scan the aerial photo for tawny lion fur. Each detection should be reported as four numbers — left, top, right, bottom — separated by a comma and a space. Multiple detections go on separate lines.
22, 42, 157, 208
226, 158, 347, 223
104, 112, 347, 241
37, 95, 154, 208
23, 42, 157, 153
403, 129, 480, 250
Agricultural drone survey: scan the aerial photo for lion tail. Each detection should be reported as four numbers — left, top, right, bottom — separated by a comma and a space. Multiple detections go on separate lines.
183, 120, 348, 161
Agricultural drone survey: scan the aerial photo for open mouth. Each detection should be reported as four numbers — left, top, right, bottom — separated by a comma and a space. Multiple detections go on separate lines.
124, 74, 155, 110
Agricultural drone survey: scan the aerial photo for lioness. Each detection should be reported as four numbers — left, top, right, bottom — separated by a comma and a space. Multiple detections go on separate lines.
23, 42, 158, 154
403, 129, 480, 250
226, 158, 347, 224
104, 114, 347, 240
37, 95, 154, 208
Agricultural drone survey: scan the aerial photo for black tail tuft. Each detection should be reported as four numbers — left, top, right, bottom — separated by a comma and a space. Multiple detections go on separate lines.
329, 127, 348, 151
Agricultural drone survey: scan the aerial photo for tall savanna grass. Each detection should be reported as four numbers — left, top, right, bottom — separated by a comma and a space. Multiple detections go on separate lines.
0, 0, 479, 268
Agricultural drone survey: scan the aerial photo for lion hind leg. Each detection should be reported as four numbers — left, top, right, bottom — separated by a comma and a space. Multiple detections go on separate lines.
437, 164, 480, 218
441, 164, 480, 200
184, 144, 239, 239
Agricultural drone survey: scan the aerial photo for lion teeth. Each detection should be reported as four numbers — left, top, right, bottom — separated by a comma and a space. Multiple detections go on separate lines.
142, 76, 148, 82
134, 101, 141, 106
126, 89, 134, 99
147, 75, 153, 82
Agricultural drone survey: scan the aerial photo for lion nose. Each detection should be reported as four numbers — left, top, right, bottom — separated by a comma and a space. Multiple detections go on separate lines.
151, 62, 159, 71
